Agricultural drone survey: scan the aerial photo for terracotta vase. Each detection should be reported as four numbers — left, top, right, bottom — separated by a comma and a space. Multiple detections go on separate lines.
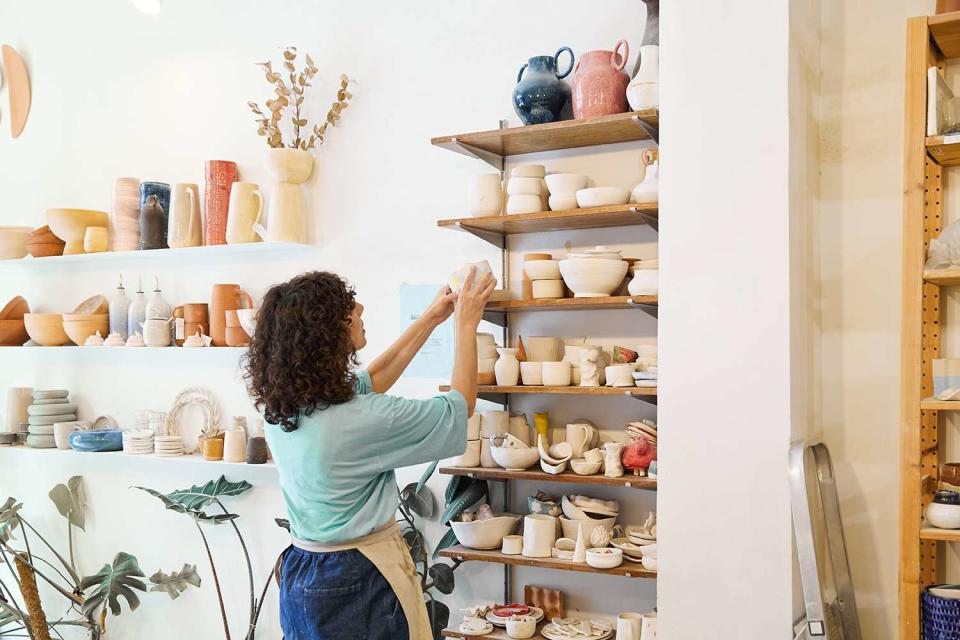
571, 39, 630, 119
210, 284, 253, 347
204, 160, 239, 246
938, 0, 960, 13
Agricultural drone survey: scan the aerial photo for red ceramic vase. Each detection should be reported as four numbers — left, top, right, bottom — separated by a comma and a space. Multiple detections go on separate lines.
204, 160, 239, 246
571, 39, 631, 119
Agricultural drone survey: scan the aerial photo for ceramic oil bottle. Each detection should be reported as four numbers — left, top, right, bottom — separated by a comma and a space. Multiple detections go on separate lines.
109, 275, 131, 340
127, 278, 147, 338
144, 277, 171, 320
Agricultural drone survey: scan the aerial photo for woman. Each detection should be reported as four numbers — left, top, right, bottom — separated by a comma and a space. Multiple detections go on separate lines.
244, 268, 494, 640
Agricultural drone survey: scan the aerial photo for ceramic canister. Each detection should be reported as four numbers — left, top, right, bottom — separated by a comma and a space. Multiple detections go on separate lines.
571, 39, 630, 119
616, 613, 643, 640
522, 514, 556, 558
205, 160, 239, 246
223, 429, 247, 463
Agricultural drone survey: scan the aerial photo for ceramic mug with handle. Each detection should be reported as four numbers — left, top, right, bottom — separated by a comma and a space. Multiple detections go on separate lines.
616, 613, 643, 640
566, 422, 598, 457
226, 182, 264, 244
210, 284, 253, 347
140, 318, 173, 347
168, 183, 201, 248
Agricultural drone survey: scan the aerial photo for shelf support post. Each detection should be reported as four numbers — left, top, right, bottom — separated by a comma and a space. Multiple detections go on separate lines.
627, 300, 659, 319
631, 115, 659, 145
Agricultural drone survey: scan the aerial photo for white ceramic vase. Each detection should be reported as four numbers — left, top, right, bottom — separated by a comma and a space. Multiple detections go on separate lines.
254, 148, 313, 244
579, 347, 602, 387
604, 442, 626, 478
223, 429, 247, 463
467, 173, 502, 217
631, 161, 659, 204
616, 612, 643, 640
522, 514, 556, 558
629, 270, 659, 296
495, 348, 520, 386
627, 44, 659, 110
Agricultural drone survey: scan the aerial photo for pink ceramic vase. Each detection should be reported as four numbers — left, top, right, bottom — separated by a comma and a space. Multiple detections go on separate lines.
204, 160, 239, 246
571, 39, 630, 119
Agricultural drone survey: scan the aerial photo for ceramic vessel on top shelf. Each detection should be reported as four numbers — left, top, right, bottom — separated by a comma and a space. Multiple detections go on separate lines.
205, 160, 239, 246
512, 47, 575, 125
0, 226, 32, 260
571, 39, 630, 119
25, 225, 65, 258
167, 183, 202, 249
46, 209, 109, 255
254, 148, 312, 244
627, 44, 659, 110
138, 195, 167, 250
227, 182, 265, 244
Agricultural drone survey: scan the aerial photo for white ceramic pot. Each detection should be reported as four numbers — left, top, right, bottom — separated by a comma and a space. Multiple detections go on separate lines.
532, 280, 565, 299
226, 182, 264, 244
606, 364, 636, 387
547, 193, 578, 211
629, 270, 658, 296
450, 261, 494, 292
631, 161, 659, 204
501, 534, 523, 555
480, 438, 497, 467
617, 612, 643, 640
467, 413, 482, 440
508, 414, 531, 445
570, 458, 603, 475
545, 173, 589, 195
451, 514, 520, 549
522, 514, 557, 558
223, 429, 247, 463
506, 615, 537, 639
524, 336, 564, 362
926, 501, 960, 529
140, 319, 172, 347
523, 259, 561, 281
53, 421, 78, 449
467, 173, 503, 217
627, 44, 660, 110
511, 164, 545, 178
450, 440, 481, 467
604, 442, 626, 478
520, 361, 543, 385
586, 547, 623, 569
576, 187, 630, 208
495, 348, 521, 386
641, 613, 658, 639
506, 194, 542, 214
480, 410, 509, 437
559, 258, 629, 298
507, 177, 542, 196
542, 361, 572, 387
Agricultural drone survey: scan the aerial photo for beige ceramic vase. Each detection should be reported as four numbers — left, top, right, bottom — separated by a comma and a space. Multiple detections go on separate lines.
254, 148, 313, 244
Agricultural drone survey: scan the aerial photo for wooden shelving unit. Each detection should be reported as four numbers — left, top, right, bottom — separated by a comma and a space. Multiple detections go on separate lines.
439, 545, 654, 579
432, 110, 658, 637
923, 267, 960, 285
442, 624, 548, 639
440, 465, 657, 490
920, 398, 960, 411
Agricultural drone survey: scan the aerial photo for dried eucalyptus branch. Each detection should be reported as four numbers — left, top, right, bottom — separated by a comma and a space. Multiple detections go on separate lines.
247, 47, 351, 151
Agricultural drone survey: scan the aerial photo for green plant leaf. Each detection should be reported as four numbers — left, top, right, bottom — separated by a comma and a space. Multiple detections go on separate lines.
402, 528, 426, 567
133, 486, 239, 525
444, 475, 464, 504
165, 476, 252, 510
439, 479, 486, 525
428, 563, 455, 595
0, 497, 22, 544
80, 552, 147, 618
425, 599, 450, 639
275, 518, 291, 531
49, 475, 86, 531
149, 564, 201, 599
400, 483, 435, 519
416, 460, 439, 494
432, 528, 459, 560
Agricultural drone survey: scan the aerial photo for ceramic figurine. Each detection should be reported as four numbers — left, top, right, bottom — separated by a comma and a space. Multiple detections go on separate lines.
604, 442, 626, 478
125, 332, 145, 347
579, 346, 602, 387
495, 348, 520, 386
571, 39, 630, 119
623, 437, 657, 476
512, 47, 575, 125
103, 332, 125, 347
573, 523, 587, 564
127, 278, 147, 338
109, 275, 130, 340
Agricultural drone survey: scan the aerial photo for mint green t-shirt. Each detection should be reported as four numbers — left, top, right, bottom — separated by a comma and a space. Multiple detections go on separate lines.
265, 370, 468, 544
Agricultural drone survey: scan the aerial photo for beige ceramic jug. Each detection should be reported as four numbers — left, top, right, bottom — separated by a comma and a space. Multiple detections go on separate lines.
167, 183, 201, 248
226, 182, 264, 244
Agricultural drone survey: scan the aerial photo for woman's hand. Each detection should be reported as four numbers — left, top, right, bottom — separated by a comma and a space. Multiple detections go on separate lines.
455, 267, 496, 330
424, 285, 457, 327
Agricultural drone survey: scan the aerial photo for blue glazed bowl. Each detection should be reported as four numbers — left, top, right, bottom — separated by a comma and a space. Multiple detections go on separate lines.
69, 429, 122, 452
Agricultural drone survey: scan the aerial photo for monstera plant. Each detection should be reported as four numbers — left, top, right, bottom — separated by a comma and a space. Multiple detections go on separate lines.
397, 461, 488, 639
0, 476, 198, 640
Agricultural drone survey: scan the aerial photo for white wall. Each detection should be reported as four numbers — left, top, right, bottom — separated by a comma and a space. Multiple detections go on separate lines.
0, 1, 661, 638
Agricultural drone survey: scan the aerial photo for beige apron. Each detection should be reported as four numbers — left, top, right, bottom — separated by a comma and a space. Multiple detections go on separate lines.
292, 521, 432, 640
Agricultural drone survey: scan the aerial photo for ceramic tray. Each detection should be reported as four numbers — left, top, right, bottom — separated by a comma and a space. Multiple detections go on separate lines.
541, 619, 613, 640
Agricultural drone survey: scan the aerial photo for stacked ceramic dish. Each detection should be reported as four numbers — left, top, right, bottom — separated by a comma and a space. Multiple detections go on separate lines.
628, 258, 658, 296
485, 604, 545, 630
154, 435, 184, 457
122, 430, 155, 455
524, 253, 564, 299
558, 494, 620, 545
545, 173, 588, 211
0, 296, 29, 346
27, 390, 75, 448
505, 164, 546, 214
112, 177, 141, 251
0, 226, 33, 260
541, 618, 614, 640
63, 295, 109, 346
519, 336, 567, 386
477, 332, 499, 385
624, 512, 657, 571
559, 246, 629, 298
449, 413, 482, 467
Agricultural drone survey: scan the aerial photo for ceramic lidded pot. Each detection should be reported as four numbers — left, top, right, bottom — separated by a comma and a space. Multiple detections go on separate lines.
571, 39, 630, 119
926, 490, 960, 529
512, 47, 575, 125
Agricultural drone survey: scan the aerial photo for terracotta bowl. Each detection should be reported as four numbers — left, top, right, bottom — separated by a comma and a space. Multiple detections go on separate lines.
46, 209, 109, 255
0, 319, 28, 346
23, 313, 69, 346
71, 295, 109, 316
0, 296, 29, 320
62, 316, 109, 346
0, 226, 33, 260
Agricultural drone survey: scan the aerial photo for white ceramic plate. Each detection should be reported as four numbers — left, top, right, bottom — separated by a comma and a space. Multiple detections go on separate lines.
459, 618, 494, 635
930, 585, 960, 599
486, 606, 544, 627
541, 620, 614, 640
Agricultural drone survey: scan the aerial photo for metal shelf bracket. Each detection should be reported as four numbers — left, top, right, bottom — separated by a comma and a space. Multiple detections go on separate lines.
626, 392, 658, 406
630, 207, 659, 232
627, 300, 659, 319
436, 137, 505, 171
453, 222, 506, 249
631, 116, 659, 145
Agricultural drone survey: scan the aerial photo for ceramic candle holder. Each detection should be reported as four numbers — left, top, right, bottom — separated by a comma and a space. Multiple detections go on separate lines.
501, 535, 523, 555
522, 514, 557, 558
450, 440, 481, 467
520, 361, 543, 386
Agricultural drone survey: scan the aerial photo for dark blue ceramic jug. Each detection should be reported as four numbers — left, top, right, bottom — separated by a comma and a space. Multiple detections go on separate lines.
513, 47, 574, 125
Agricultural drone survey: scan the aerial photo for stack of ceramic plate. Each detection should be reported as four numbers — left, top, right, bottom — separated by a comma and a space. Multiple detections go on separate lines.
122, 429, 154, 455
485, 605, 544, 628
154, 435, 183, 457
112, 177, 141, 251
27, 390, 75, 448
626, 420, 657, 445
541, 618, 614, 640
632, 368, 657, 388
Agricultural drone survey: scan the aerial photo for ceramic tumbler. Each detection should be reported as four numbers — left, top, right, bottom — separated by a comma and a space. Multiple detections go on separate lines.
480, 438, 497, 468
522, 514, 556, 558
640, 613, 657, 639
210, 284, 253, 347
571, 39, 630, 119
467, 413, 482, 440
200, 434, 224, 461
223, 429, 247, 463
53, 422, 78, 449
205, 160, 239, 246
246, 436, 269, 464
168, 183, 202, 248
466, 173, 503, 217
501, 535, 523, 555
616, 613, 643, 640
4, 388, 31, 432
226, 182, 264, 244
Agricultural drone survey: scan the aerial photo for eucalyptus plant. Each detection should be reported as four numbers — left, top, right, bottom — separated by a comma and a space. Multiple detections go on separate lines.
0, 476, 198, 640
397, 461, 488, 639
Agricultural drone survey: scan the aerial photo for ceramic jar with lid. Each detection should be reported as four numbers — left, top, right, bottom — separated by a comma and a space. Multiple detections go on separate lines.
571, 39, 630, 119
926, 490, 960, 529
513, 47, 575, 125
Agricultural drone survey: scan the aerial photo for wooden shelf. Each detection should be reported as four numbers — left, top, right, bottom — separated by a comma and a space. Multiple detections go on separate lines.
440, 465, 656, 489
440, 385, 656, 401
431, 110, 659, 164
438, 204, 658, 246
924, 267, 960, 285
442, 624, 548, 639
926, 135, 960, 167
921, 398, 960, 411
931, 12, 960, 60
439, 545, 655, 579
921, 526, 960, 542
486, 295, 656, 313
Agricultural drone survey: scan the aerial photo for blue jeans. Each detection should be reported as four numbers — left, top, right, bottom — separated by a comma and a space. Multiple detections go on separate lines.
279, 546, 409, 640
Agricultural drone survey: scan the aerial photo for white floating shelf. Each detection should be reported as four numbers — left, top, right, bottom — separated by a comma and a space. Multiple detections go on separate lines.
0, 445, 276, 472
0, 241, 316, 270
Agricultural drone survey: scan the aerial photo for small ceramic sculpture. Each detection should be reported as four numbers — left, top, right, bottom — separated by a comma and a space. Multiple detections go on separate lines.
183, 331, 209, 348
623, 437, 657, 476
604, 442, 625, 478
83, 331, 104, 347
573, 523, 587, 564
579, 347, 601, 387
125, 332, 145, 347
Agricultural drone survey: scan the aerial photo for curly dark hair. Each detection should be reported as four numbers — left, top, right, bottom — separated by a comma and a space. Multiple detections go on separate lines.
243, 271, 359, 432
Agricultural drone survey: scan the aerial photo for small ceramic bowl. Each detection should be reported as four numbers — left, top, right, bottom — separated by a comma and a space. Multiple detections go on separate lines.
545, 173, 589, 195
450, 513, 520, 549
511, 164, 545, 178
524, 259, 561, 281
450, 260, 494, 292
520, 362, 543, 386
507, 177, 543, 196
586, 547, 624, 569
576, 187, 630, 208
490, 444, 540, 470
926, 499, 960, 529
641, 556, 658, 571
605, 364, 637, 388
548, 194, 579, 211
541, 361, 572, 387
501, 534, 523, 555
540, 459, 568, 475
570, 458, 603, 476
506, 615, 537, 639
506, 194, 543, 214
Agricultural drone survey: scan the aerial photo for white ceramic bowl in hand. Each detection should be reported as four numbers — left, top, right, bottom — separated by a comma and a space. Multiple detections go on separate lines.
576, 187, 630, 208
523, 259, 561, 281
449, 260, 494, 292
507, 177, 543, 196
559, 258, 629, 298
545, 173, 589, 195
451, 513, 520, 549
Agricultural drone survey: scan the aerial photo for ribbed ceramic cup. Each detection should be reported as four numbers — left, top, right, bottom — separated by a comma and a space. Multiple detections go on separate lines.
205, 160, 239, 246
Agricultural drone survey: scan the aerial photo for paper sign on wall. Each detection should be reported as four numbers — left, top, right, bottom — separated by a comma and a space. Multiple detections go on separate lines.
399, 284, 454, 378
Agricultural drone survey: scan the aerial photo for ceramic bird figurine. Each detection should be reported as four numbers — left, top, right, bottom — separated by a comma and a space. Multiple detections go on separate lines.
623, 436, 658, 476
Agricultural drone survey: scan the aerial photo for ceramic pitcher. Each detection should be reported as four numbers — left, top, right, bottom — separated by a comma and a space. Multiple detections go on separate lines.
627, 44, 659, 110
210, 284, 253, 347
571, 39, 630, 119
226, 182, 264, 244
566, 422, 598, 458
254, 148, 313, 244
512, 46, 575, 125
167, 183, 201, 248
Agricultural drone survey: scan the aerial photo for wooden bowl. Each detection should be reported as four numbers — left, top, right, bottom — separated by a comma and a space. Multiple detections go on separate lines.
0, 319, 28, 346
46, 209, 108, 255
0, 296, 29, 320
63, 316, 109, 346
72, 295, 109, 316
26, 225, 66, 258
0, 226, 33, 260
23, 313, 69, 346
